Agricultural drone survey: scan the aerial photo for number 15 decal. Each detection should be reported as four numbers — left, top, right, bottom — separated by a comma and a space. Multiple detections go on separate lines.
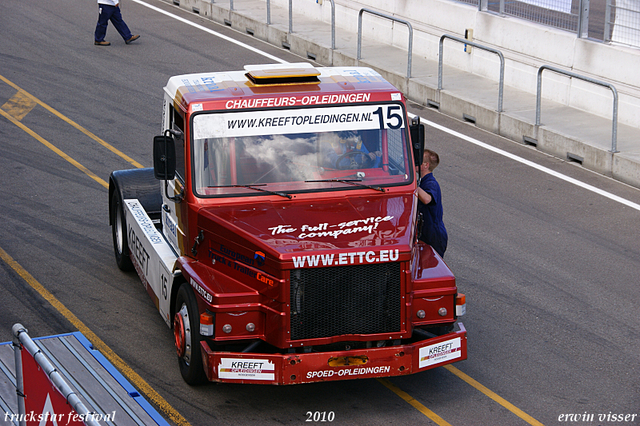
161, 272, 168, 300
373, 105, 404, 130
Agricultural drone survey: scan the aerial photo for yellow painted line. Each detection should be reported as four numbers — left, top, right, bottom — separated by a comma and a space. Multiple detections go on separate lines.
378, 378, 453, 426
0, 73, 144, 169
1, 90, 37, 121
444, 365, 546, 426
0, 108, 109, 189
0, 246, 191, 426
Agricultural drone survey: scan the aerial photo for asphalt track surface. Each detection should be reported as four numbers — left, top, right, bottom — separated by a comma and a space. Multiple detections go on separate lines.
1, 0, 639, 425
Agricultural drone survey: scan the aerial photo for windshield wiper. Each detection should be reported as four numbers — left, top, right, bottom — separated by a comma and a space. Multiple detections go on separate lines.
207, 184, 292, 199
305, 178, 385, 193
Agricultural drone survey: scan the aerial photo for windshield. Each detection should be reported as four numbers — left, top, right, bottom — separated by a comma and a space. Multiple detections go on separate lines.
191, 104, 412, 197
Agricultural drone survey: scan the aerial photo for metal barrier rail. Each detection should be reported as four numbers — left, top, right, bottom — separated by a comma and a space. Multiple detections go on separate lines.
285, 0, 335, 50
605, 1, 640, 47
474, 0, 640, 46
438, 34, 505, 112
477, 0, 581, 35
12, 324, 100, 426
357, 8, 413, 78
227, 0, 335, 49
327, 0, 335, 50
536, 65, 619, 153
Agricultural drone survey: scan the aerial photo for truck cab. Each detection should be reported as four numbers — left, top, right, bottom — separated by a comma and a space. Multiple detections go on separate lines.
109, 63, 466, 385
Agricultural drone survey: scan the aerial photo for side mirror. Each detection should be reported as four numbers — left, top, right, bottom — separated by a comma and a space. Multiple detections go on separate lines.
153, 135, 176, 180
410, 116, 425, 167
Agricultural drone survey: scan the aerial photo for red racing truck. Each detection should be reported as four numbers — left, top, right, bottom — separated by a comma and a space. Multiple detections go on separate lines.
109, 63, 466, 385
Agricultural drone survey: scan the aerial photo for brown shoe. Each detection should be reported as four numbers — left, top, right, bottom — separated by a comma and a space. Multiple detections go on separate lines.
94, 40, 111, 46
125, 35, 140, 44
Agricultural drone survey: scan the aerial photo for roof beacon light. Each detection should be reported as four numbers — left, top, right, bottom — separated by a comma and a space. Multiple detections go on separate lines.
245, 63, 321, 85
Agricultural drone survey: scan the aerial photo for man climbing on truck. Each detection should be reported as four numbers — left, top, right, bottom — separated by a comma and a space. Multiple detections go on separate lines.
417, 149, 448, 258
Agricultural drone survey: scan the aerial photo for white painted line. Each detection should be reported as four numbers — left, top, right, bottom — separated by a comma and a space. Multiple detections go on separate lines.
134, 0, 640, 212
131, 0, 288, 64
420, 117, 640, 212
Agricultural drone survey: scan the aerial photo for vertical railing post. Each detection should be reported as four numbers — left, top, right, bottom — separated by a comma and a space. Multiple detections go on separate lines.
604, 0, 612, 42
267, 0, 271, 25
13, 325, 26, 426
535, 68, 543, 127
577, 0, 590, 38
357, 11, 363, 60
328, 0, 335, 50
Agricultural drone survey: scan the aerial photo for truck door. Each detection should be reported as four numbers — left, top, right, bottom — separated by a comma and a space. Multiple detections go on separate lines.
162, 104, 187, 255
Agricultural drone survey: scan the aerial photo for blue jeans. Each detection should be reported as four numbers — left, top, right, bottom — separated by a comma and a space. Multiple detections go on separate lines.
95, 4, 133, 42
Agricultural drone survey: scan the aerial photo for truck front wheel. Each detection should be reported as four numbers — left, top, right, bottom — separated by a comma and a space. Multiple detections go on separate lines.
111, 192, 134, 271
174, 284, 206, 385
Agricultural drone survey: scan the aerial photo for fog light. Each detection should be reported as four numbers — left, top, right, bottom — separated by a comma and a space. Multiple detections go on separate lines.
417, 310, 426, 319
222, 324, 232, 333
438, 307, 447, 317
246, 323, 255, 332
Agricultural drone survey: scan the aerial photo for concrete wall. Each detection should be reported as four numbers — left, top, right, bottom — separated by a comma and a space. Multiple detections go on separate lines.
265, 0, 640, 128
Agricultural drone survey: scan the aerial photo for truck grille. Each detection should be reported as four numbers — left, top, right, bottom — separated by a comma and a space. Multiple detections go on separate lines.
289, 263, 402, 341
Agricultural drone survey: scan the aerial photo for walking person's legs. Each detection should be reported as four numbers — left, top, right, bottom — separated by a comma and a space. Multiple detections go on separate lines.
109, 6, 139, 43
109, 6, 132, 40
94, 4, 114, 45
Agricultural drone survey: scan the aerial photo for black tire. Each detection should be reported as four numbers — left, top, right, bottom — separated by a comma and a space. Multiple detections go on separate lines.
111, 191, 134, 271
174, 284, 207, 385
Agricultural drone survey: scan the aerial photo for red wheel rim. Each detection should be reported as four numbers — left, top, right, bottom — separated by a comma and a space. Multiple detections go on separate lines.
174, 312, 186, 357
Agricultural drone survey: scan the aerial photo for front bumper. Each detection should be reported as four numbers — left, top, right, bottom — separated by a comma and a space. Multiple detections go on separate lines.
200, 322, 466, 385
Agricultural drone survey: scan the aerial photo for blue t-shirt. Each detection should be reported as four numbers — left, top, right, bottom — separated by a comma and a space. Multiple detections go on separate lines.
418, 173, 448, 257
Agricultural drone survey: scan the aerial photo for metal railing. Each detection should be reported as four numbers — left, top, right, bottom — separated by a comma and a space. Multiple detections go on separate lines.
605, 0, 640, 47
357, 8, 413, 78
536, 65, 619, 153
12, 324, 101, 426
438, 34, 505, 112
327, 0, 335, 50
476, 0, 581, 34
468, 0, 640, 47
226, 0, 334, 49
284, 0, 334, 49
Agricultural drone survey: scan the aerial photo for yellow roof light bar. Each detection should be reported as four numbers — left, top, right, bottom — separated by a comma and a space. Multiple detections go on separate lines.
245, 66, 321, 85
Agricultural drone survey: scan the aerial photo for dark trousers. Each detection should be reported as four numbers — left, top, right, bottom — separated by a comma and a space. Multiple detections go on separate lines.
95, 4, 132, 42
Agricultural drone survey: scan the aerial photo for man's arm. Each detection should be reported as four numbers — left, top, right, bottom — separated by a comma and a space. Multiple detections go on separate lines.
417, 187, 433, 205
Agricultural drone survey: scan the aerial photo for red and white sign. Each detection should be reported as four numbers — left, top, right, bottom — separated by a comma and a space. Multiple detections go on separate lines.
20, 347, 85, 426
419, 337, 462, 369
218, 358, 275, 381
193, 104, 405, 139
